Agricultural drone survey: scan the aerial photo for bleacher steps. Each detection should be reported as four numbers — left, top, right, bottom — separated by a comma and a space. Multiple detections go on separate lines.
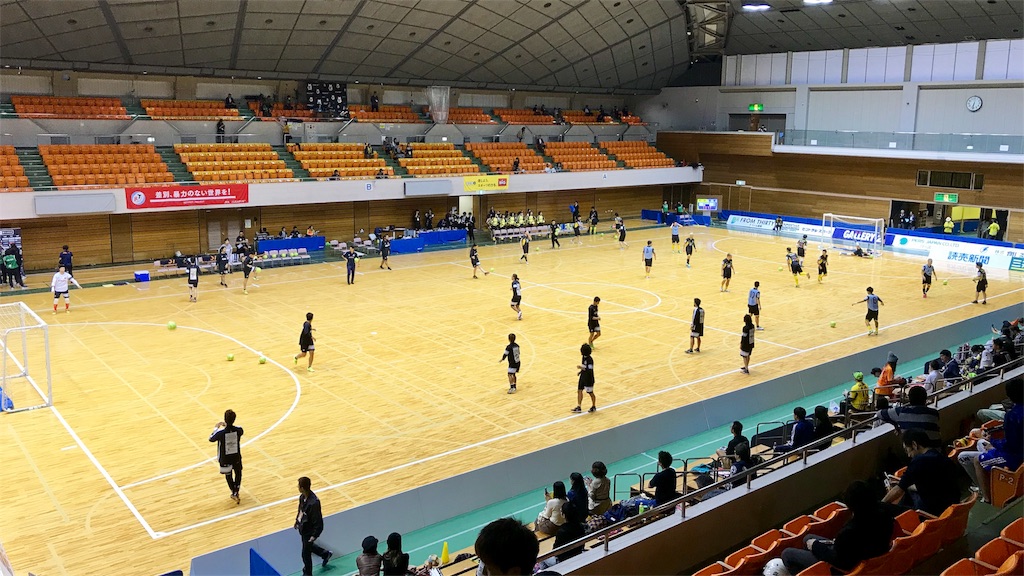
15, 148, 53, 189
271, 145, 310, 179
157, 148, 195, 183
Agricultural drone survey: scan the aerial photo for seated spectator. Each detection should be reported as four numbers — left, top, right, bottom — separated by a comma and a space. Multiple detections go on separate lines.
536, 136, 545, 151
992, 337, 1017, 366
235, 231, 246, 243
716, 420, 749, 461
290, 226, 301, 238
781, 480, 894, 574
364, 143, 373, 159
305, 225, 316, 237
878, 385, 940, 447
914, 359, 945, 393
356, 535, 382, 576
474, 518, 539, 576
813, 405, 840, 441
284, 95, 294, 110
728, 442, 756, 488
278, 227, 288, 239
536, 481, 567, 535
964, 344, 985, 375
775, 407, 814, 452
512, 157, 520, 173
329, 170, 341, 181
840, 371, 871, 414
939, 349, 960, 380
375, 168, 387, 179
882, 428, 960, 516
566, 472, 588, 518
225, 93, 235, 108
958, 377, 1022, 503
648, 450, 678, 506
874, 352, 899, 398
381, 532, 409, 576
585, 461, 611, 515
583, 104, 591, 116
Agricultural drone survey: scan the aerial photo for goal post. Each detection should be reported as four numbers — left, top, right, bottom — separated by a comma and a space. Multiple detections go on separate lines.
821, 213, 885, 257
0, 302, 52, 413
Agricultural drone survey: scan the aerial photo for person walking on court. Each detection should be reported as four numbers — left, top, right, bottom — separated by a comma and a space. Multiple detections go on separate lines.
786, 247, 803, 288
684, 233, 696, 268
295, 476, 332, 574
643, 240, 656, 278
670, 221, 681, 253
242, 252, 258, 295
501, 333, 521, 394
817, 249, 829, 283
59, 244, 74, 277
187, 256, 200, 302
470, 244, 489, 279
549, 220, 561, 249
216, 246, 229, 288
921, 258, 938, 298
853, 287, 883, 335
972, 262, 988, 305
740, 314, 756, 374
3, 243, 26, 288
51, 265, 82, 314
720, 253, 735, 292
379, 236, 392, 270
747, 281, 763, 330
520, 234, 530, 264
343, 246, 358, 284
209, 409, 243, 504
510, 273, 523, 320
587, 297, 601, 348
616, 219, 628, 249
686, 298, 704, 353
294, 312, 316, 372
573, 343, 596, 413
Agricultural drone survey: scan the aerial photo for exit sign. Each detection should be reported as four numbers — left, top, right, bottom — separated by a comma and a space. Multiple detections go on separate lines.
748, 103, 764, 112
934, 192, 959, 203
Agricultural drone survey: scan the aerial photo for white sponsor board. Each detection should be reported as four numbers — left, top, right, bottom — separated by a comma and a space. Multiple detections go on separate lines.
726, 215, 834, 238
889, 233, 1023, 271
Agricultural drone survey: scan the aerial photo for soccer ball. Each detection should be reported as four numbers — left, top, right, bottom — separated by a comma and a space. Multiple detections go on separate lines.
227, 354, 235, 361
777, 266, 783, 272
167, 321, 177, 330
830, 321, 837, 328
943, 280, 948, 285
490, 267, 495, 272
763, 558, 791, 576
258, 356, 267, 364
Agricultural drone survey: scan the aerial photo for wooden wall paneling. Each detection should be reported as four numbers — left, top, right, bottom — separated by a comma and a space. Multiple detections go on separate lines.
259, 203, 355, 242
594, 186, 665, 218
368, 198, 451, 232
747, 188, 891, 220
1007, 210, 1023, 244
481, 193, 531, 216
534, 190, 594, 222
12, 218, 67, 271
131, 211, 200, 261
657, 132, 774, 164
67, 215, 114, 266
109, 214, 133, 263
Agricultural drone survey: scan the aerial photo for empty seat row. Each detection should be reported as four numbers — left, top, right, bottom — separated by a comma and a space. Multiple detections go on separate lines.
174, 143, 273, 153
12, 96, 122, 107
148, 108, 241, 119
51, 173, 173, 187
48, 163, 167, 175
192, 170, 294, 182
0, 175, 30, 190
180, 151, 280, 163
559, 160, 618, 171
300, 159, 386, 169
141, 99, 231, 109
466, 142, 528, 151
309, 167, 393, 178
398, 157, 472, 167
349, 104, 415, 113
41, 144, 156, 155
16, 105, 129, 119
561, 113, 617, 124
407, 165, 480, 176
41, 154, 162, 165
405, 149, 464, 158
600, 140, 652, 149
184, 160, 286, 171
622, 158, 676, 168
292, 151, 366, 160
544, 141, 595, 150
289, 143, 365, 152
0, 165, 24, 176
942, 518, 1023, 575
408, 142, 455, 150
350, 111, 421, 122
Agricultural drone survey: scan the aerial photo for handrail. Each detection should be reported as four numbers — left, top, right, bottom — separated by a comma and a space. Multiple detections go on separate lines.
532, 356, 1022, 564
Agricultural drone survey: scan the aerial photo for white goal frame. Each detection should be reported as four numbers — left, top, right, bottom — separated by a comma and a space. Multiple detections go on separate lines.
0, 301, 52, 413
820, 213, 886, 257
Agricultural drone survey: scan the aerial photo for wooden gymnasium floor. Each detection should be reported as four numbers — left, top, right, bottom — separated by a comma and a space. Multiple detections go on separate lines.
1, 219, 1021, 575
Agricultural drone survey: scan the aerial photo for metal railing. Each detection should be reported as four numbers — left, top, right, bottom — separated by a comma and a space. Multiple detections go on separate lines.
779, 130, 1024, 155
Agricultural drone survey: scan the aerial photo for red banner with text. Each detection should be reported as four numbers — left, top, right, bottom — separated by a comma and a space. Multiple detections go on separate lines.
125, 183, 249, 209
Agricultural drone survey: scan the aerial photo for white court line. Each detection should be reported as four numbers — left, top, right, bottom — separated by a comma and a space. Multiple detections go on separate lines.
154, 288, 1023, 537
54, 322, 301, 497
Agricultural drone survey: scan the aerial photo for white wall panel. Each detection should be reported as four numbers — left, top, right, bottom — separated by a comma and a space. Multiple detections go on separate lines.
824, 50, 843, 84
916, 87, 1024, 135
931, 44, 956, 81
911, 44, 934, 82
771, 53, 788, 85
740, 55, 757, 86
458, 93, 509, 108
78, 78, 173, 98
754, 54, 773, 86
1009, 39, 1024, 80
791, 52, 810, 85
725, 55, 739, 86
807, 52, 827, 84
0, 73, 52, 95
196, 82, 274, 100
806, 89, 901, 131
953, 42, 979, 81
847, 49, 868, 84
865, 48, 888, 83
984, 40, 1012, 80
884, 47, 907, 82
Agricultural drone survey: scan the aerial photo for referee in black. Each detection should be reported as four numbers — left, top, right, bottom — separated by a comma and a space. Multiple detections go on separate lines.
295, 476, 332, 574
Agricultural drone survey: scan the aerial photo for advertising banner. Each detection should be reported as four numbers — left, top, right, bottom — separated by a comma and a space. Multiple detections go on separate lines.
463, 175, 509, 192
887, 233, 1023, 271
726, 215, 834, 238
125, 183, 249, 209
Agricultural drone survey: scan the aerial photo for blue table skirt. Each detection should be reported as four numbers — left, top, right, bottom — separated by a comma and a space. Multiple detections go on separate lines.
256, 236, 326, 252
390, 237, 425, 254
390, 229, 467, 254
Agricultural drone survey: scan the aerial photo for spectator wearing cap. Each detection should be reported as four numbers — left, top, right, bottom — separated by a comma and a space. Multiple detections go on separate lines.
841, 372, 871, 413
939, 350, 960, 381
356, 535, 382, 576
878, 386, 940, 447
958, 377, 1023, 503
874, 352, 899, 398
883, 428, 960, 516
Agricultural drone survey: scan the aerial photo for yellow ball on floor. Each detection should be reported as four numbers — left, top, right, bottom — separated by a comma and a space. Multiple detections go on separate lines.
227, 354, 234, 361
829, 321, 837, 328
943, 280, 948, 285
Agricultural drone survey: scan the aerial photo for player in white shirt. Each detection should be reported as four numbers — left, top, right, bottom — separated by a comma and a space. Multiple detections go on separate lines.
51, 265, 83, 314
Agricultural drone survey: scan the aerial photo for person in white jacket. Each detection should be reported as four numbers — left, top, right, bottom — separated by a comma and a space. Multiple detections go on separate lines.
536, 481, 568, 536
51, 265, 83, 314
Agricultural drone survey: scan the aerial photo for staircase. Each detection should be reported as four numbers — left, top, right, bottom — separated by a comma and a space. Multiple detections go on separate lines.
157, 147, 194, 183
15, 148, 53, 189
380, 147, 408, 176
123, 101, 147, 117
271, 145, 310, 178
238, 105, 257, 120
465, 150, 489, 173
0, 102, 15, 117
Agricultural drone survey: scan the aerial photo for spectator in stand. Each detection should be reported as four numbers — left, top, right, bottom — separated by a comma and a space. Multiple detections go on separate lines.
775, 407, 814, 453
549, 473, 589, 564
840, 372, 871, 414
356, 536, 382, 576
648, 450, 678, 506
781, 480, 894, 574
535, 481, 567, 535
364, 143, 373, 159
225, 93, 235, 108
512, 157, 520, 173
475, 518, 539, 576
813, 406, 839, 441
376, 168, 387, 179
940, 349, 960, 380
585, 461, 611, 515
284, 95, 294, 110
370, 92, 380, 112
532, 104, 540, 115
728, 443, 756, 488
911, 360, 945, 393
959, 377, 1023, 503
216, 119, 225, 143
878, 385, 940, 447
290, 226, 301, 238
329, 170, 341, 181
381, 532, 409, 576
873, 352, 900, 399
278, 227, 288, 239
305, 225, 316, 237
716, 421, 750, 461
992, 337, 1016, 366
882, 428, 960, 516
583, 104, 591, 116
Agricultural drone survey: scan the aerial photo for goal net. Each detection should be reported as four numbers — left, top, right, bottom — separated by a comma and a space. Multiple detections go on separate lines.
820, 213, 885, 257
0, 302, 51, 413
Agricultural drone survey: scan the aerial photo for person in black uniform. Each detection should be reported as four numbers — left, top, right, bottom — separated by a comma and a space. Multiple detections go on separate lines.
187, 256, 200, 302
520, 234, 530, 264
466, 213, 476, 243
501, 333, 521, 394
209, 409, 243, 503
216, 247, 229, 288
773, 216, 783, 235
470, 244, 489, 279
589, 206, 599, 235
972, 262, 988, 304
295, 476, 332, 574
343, 246, 358, 284
686, 298, 704, 354
740, 314, 756, 374
720, 253, 735, 292
573, 344, 596, 413
379, 236, 392, 270
293, 312, 316, 372
817, 250, 829, 283
616, 220, 628, 249
510, 274, 523, 320
241, 252, 258, 295
59, 245, 74, 277
587, 297, 601, 348
684, 234, 696, 268
549, 220, 561, 249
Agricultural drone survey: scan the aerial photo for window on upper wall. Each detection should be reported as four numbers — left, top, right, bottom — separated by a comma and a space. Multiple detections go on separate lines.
917, 170, 983, 190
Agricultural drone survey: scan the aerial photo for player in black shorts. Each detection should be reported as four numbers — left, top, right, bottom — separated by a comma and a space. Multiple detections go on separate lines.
573, 343, 596, 413
686, 298, 704, 353
293, 312, 316, 372
217, 246, 229, 287
921, 258, 938, 298
817, 250, 828, 283
972, 262, 988, 304
549, 221, 561, 249
796, 235, 807, 261
773, 216, 783, 235
501, 333, 521, 394
470, 244, 489, 279
242, 253, 258, 294
572, 217, 583, 245
379, 236, 392, 270
720, 253, 735, 292
684, 234, 696, 267
187, 256, 200, 302
209, 409, 243, 504
587, 297, 601, 348
510, 274, 523, 320
786, 247, 802, 288
520, 234, 530, 263
616, 221, 628, 249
